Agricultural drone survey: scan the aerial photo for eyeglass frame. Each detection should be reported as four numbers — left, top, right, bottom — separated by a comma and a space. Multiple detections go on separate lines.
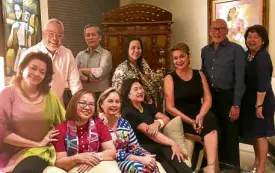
77, 101, 95, 109
44, 30, 64, 39
210, 27, 228, 33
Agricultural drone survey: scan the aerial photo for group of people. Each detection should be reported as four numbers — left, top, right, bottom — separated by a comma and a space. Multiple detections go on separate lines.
0, 17, 273, 173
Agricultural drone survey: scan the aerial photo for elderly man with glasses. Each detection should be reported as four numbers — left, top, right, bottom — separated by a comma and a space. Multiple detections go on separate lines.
201, 19, 246, 169
18, 18, 82, 104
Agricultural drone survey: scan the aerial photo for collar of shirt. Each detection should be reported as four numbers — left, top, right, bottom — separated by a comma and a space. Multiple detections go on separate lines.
40, 41, 60, 59
210, 37, 230, 49
85, 45, 102, 54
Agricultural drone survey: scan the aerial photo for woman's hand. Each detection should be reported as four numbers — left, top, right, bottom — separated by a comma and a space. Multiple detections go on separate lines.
140, 155, 156, 170
171, 143, 184, 162
256, 107, 264, 119
38, 128, 59, 147
74, 152, 101, 166
195, 114, 204, 134
146, 122, 160, 137
77, 164, 93, 173
99, 114, 108, 125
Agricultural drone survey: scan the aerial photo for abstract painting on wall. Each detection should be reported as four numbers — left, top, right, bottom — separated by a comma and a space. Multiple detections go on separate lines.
1, 0, 41, 76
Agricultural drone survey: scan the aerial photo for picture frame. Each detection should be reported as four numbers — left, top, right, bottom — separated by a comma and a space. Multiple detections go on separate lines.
1, 0, 42, 76
207, 0, 269, 48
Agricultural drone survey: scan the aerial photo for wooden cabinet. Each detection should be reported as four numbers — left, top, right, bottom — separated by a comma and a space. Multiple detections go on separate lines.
101, 3, 173, 73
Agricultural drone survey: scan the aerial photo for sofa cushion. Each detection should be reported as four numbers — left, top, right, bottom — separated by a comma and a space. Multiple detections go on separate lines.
163, 116, 192, 167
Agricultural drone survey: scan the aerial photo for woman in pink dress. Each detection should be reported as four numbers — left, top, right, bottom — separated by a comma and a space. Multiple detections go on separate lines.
0, 52, 65, 173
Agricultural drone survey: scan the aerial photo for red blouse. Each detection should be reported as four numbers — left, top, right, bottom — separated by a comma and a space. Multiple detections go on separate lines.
53, 118, 112, 153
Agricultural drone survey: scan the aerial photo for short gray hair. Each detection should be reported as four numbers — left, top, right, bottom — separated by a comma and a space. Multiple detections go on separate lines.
84, 23, 101, 36
43, 18, 64, 32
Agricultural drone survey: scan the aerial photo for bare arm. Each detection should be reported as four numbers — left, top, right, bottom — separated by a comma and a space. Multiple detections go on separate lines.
197, 71, 212, 116
4, 128, 59, 148
99, 140, 116, 160
137, 123, 176, 147
155, 112, 170, 127
164, 75, 194, 125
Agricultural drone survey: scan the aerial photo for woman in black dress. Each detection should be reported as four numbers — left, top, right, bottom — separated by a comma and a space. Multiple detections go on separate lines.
241, 25, 275, 173
121, 78, 193, 173
164, 43, 219, 168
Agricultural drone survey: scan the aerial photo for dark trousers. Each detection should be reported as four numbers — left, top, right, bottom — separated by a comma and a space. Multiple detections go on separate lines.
142, 143, 193, 173
13, 156, 48, 173
210, 89, 240, 167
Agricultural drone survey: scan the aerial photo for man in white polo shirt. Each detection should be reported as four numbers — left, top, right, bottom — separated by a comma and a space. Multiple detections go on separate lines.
19, 18, 82, 103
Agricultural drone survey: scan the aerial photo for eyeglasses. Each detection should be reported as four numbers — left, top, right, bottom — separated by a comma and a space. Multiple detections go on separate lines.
78, 101, 95, 109
210, 27, 227, 32
44, 30, 64, 39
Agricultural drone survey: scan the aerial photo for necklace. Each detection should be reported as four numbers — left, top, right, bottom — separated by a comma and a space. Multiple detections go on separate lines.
19, 83, 41, 102
137, 106, 144, 113
248, 54, 254, 61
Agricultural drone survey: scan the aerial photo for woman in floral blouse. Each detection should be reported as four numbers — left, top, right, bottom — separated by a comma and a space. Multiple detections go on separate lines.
97, 88, 160, 173
112, 37, 158, 106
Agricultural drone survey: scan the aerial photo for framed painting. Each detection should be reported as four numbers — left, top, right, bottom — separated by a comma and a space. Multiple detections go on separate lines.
208, 0, 269, 48
1, 0, 42, 76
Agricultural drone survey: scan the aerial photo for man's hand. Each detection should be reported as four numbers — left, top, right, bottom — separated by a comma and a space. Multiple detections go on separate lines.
229, 106, 240, 121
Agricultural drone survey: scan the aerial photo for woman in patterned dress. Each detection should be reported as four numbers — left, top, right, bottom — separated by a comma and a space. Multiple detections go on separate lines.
112, 37, 158, 106
97, 88, 160, 173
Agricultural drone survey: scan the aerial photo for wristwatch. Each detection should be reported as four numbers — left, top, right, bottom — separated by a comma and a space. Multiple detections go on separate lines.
255, 104, 263, 109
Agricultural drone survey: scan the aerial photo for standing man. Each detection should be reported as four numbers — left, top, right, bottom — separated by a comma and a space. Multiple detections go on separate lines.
76, 24, 112, 99
19, 18, 82, 103
201, 19, 246, 168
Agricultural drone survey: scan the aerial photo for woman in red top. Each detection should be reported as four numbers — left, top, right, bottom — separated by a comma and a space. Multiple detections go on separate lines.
53, 89, 118, 173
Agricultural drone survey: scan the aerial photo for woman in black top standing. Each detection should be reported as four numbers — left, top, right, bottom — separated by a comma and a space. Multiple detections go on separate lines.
121, 78, 193, 173
164, 43, 219, 168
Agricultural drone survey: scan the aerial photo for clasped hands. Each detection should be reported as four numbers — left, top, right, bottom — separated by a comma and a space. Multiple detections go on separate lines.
146, 121, 161, 137
192, 114, 204, 134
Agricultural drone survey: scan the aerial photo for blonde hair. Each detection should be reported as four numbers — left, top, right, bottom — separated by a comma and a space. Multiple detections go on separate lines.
97, 88, 121, 114
170, 42, 191, 55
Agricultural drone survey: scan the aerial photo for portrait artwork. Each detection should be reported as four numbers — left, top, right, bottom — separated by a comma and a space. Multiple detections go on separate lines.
1, 0, 41, 76
208, 0, 269, 48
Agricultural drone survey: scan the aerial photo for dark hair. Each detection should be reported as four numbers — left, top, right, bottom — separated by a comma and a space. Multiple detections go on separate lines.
10, 52, 53, 95
120, 78, 143, 109
84, 23, 102, 36
244, 25, 269, 49
227, 7, 236, 21
97, 88, 121, 114
65, 89, 96, 121
123, 36, 144, 73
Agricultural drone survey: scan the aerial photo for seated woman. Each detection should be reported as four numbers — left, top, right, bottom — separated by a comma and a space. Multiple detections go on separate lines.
53, 89, 120, 173
0, 52, 65, 173
164, 43, 219, 167
98, 87, 163, 173
121, 78, 193, 173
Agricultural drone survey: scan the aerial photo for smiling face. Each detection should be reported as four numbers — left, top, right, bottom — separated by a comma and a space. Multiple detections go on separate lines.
210, 19, 228, 44
42, 22, 64, 53
22, 59, 46, 87
101, 92, 121, 117
128, 40, 142, 63
85, 26, 101, 50
128, 82, 145, 103
245, 32, 263, 53
76, 93, 95, 122
172, 50, 190, 70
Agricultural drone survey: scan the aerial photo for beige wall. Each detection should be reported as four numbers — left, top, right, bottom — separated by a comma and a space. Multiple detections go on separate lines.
121, 0, 275, 73
40, 0, 49, 29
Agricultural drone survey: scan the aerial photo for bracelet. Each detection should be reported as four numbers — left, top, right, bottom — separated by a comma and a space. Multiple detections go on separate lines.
255, 104, 263, 109
155, 119, 164, 129
94, 152, 103, 161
